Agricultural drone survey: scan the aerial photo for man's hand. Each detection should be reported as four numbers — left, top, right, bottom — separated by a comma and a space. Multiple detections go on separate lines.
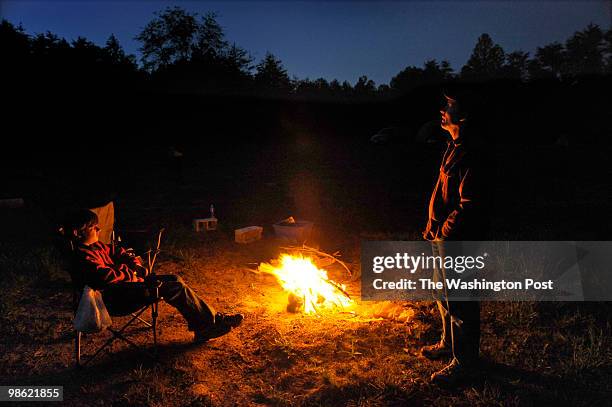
423, 230, 436, 241
131, 270, 144, 283
135, 264, 150, 277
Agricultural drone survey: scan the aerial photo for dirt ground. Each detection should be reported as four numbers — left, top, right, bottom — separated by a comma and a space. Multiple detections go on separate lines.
1, 138, 612, 405
1, 225, 610, 406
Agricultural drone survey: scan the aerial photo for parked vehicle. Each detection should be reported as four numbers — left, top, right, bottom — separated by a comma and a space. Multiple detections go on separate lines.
415, 120, 447, 144
369, 127, 411, 145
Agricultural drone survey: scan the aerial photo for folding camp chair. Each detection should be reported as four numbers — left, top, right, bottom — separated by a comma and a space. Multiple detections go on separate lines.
56, 229, 162, 368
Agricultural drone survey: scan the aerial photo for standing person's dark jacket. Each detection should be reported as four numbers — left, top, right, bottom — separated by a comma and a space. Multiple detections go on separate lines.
423, 136, 489, 241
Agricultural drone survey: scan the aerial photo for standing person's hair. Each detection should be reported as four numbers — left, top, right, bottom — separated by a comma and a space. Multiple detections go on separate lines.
442, 86, 481, 123
442, 85, 488, 146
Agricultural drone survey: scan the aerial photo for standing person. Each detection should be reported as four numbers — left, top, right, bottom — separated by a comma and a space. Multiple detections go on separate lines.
421, 88, 490, 385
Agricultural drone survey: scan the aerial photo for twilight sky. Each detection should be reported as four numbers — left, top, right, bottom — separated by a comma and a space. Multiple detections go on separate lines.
2, 1, 609, 85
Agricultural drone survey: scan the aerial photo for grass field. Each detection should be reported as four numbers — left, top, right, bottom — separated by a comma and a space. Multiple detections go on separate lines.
1, 136, 611, 406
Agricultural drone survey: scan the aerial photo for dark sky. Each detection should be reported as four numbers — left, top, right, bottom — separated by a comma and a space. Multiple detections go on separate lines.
2, 1, 609, 85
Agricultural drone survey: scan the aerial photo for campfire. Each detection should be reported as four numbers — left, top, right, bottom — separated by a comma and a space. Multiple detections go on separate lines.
259, 254, 353, 314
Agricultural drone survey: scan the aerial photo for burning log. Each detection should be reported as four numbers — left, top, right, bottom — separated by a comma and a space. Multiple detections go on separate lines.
259, 254, 353, 314
278, 244, 353, 277
287, 292, 304, 313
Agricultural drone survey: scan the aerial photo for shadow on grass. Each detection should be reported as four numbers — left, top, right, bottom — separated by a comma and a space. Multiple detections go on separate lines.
473, 360, 610, 405
302, 383, 418, 406
4, 341, 192, 381
480, 359, 561, 386
1, 340, 211, 404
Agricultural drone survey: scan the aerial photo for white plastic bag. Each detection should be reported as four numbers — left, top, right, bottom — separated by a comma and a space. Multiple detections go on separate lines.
73, 286, 112, 333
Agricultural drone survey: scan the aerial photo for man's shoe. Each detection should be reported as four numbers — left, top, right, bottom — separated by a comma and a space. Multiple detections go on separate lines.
430, 358, 473, 386
193, 313, 244, 343
216, 313, 244, 328
420, 341, 452, 360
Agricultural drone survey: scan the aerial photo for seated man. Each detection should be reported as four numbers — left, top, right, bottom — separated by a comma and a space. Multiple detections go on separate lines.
64, 209, 243, 342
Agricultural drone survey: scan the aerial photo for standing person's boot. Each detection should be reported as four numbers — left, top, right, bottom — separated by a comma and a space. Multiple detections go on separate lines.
420, 340, 452, 360
430, 301, 480, 385
430, 358, 475, 386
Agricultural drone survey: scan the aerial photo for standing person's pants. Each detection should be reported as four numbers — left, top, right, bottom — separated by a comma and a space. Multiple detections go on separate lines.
431, 241, 480, 366
102, 275, 216, 331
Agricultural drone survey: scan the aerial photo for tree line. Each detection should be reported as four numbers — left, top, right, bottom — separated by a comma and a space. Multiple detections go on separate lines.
2, 6, 611, 100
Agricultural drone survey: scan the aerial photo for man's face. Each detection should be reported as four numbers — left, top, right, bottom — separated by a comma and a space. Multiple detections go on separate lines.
80, 223, 100, 245
440, 96, 462, 132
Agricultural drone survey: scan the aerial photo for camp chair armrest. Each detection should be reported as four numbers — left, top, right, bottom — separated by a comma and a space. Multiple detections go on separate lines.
143, 277, 163, 289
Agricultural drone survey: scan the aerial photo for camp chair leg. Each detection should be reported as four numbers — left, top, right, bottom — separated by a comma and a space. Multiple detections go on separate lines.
83, 331, 118, 367
109, 329, 157, 360
75, 331, 81, 368
132, 313, 153, 328
152, 302, 158, 356
110, 329, 145, 349
82, 306, 155, 366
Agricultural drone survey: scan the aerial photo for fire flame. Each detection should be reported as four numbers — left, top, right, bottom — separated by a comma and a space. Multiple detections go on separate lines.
259, 254, 352, 314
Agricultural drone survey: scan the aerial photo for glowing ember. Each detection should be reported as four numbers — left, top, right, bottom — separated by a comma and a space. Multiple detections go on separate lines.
259, 254, 353, 314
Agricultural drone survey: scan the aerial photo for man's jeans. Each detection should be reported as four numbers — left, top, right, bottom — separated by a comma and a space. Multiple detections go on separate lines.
102, 275, 216, 331
431, 241, 480, 366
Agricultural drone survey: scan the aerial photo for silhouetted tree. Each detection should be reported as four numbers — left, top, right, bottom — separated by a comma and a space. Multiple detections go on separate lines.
2, 20, 32, 99
72, 36, 104, 65
1, 20, 30, 62
341, 80, 353, 95
390, 59, 453, 94
294, 77, 334, 99
30, 31, 70, 60
224, 43, 253, 76
564, 23, 605, 76
135, 6, 199, 71
312, 78, 330, 90
390, 66, 423, 92
136, 7, 239, 73
377, 84, 390, 94
104, 34, 123, 60
293, 78, 310, 96
504, 50, 530, 80
530, 42, 565, 79
461, 33, 505, 79
254, 52, 291, 94
26, 31, 72, 85
136, 7, 253, 93
193, 12, 228, 61
439, 60, 454, 78
354, 75, 376, 97
103, 34, 137, 69
329, 79, 342, 94
423, 59, 454, 81
605, 28, 612, 73
8, 13, 610, 106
